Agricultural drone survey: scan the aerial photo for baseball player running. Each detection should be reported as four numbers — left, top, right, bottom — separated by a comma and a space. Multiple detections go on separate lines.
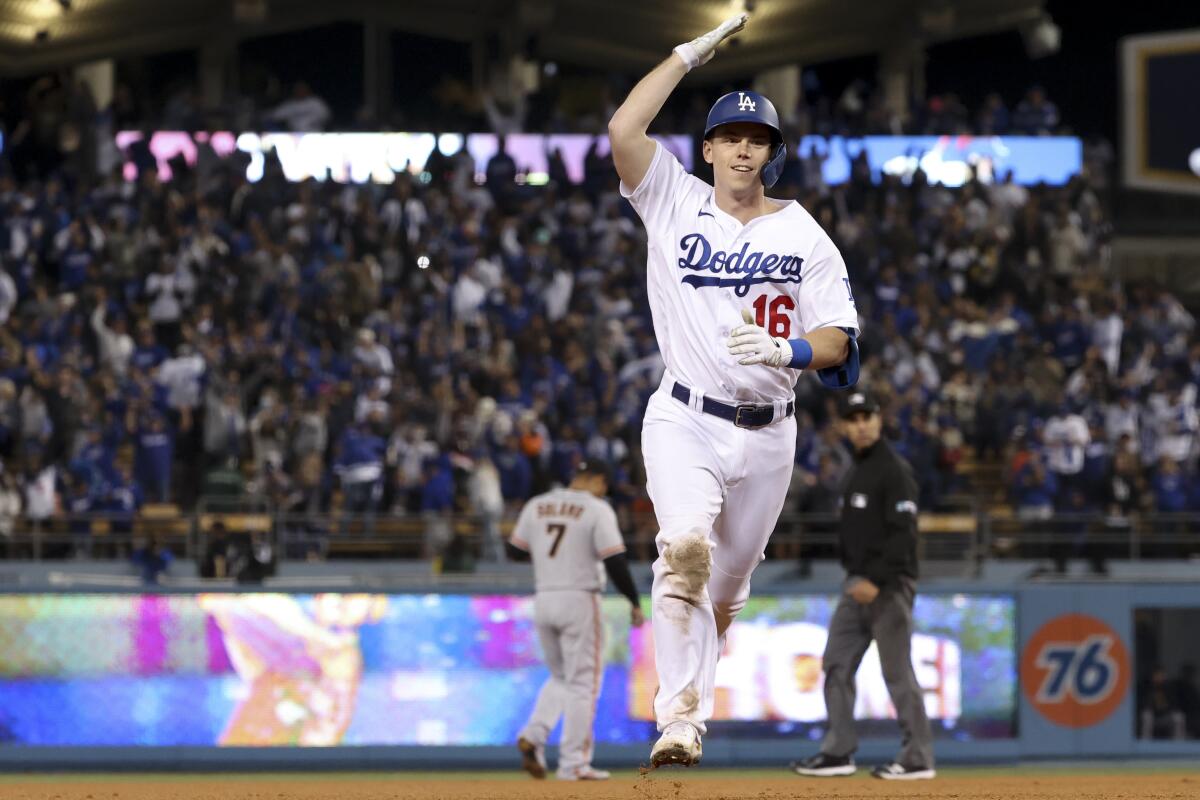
508, 462, 644, 781
607, 13, 860, 768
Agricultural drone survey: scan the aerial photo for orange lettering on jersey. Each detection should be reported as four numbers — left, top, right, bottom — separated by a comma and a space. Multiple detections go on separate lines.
536, 502, 585, 519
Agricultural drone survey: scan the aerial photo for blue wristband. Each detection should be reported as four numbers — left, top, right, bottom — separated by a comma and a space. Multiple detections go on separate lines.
786, 338, 813, 369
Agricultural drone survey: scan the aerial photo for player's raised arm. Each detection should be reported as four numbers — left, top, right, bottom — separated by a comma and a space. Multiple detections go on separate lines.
608, 13, 748, 191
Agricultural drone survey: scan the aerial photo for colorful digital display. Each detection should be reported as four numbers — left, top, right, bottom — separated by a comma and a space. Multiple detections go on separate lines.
797, 134, 1082, 187
0, 592, 1014, 746
112, 131, 694, 185
111, 130, 1077, 189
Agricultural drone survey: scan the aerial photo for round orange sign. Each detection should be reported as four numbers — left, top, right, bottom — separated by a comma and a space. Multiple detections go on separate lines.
1021, 613, 1130, 728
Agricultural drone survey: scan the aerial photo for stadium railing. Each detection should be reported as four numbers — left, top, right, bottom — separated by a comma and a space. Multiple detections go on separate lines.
1, 506, 1196, 567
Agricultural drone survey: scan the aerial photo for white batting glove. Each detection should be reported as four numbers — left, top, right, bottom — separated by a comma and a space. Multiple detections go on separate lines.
727, 308, 792, 367
674, 13, 749, 71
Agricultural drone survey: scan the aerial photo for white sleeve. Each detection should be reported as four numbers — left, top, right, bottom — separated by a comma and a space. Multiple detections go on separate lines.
510, 503, 534, 551
619, 140, 695, 236
798, 234, 860, 335
593, 502, 626, 559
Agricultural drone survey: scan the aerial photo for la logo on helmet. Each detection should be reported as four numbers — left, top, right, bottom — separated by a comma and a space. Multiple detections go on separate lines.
737, 92, 756, 111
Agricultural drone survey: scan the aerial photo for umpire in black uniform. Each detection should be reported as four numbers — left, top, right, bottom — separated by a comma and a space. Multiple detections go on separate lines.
793, 391, 935, 781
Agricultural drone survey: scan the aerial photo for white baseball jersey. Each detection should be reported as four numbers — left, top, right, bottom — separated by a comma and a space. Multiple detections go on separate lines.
621, 141, 859, 404
510, 488, 626, 592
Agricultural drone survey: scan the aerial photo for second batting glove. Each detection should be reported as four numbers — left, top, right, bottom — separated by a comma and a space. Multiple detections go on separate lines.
727, 308, 792, 368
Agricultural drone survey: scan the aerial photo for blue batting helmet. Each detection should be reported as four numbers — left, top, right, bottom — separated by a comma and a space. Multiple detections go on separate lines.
703, 90, 787, 188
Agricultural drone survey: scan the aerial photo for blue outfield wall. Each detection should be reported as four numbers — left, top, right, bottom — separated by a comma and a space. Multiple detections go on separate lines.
0, 577, 1196, 769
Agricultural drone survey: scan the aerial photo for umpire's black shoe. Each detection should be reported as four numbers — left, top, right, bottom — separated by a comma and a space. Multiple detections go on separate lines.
870, 762, 936, 780
791, 753, 856, 777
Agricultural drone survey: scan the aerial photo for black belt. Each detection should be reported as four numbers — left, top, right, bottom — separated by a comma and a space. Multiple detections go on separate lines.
671, 382, 794, 429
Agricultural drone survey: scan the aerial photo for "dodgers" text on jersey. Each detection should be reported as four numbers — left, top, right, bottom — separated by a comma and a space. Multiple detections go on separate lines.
676, 233, 804, 296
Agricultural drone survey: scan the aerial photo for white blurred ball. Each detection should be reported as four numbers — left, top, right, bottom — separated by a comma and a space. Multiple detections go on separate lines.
417, 255, 430, 270
1190, 148, 1200, 177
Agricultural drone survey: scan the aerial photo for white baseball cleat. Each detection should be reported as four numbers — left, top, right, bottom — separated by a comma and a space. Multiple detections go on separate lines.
650, 721, 703, 768
871, 762, 936, 780
556, 765, 611, 781
517, 737, 546, 779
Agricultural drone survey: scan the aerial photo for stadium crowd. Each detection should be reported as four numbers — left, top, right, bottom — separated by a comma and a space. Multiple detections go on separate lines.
0, 72, 1196, 565
0, 66, 1071, 161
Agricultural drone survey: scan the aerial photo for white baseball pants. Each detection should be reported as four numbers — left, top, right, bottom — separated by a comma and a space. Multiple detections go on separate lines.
641, 384, 796, 734
518, 590, 604, 771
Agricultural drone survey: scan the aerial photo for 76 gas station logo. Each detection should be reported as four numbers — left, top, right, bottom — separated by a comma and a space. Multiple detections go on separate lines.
1021, 614, 1130, 728
1033, 634, 1120, 705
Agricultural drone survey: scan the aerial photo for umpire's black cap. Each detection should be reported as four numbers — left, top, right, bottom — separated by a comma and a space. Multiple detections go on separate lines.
840, 391, 880, 419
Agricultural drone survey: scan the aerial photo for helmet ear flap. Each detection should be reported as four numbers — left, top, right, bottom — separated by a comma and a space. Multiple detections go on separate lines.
762, 141, 787, 188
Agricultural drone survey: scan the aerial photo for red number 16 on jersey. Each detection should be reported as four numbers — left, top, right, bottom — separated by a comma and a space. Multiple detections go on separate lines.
752, 294, 796, 338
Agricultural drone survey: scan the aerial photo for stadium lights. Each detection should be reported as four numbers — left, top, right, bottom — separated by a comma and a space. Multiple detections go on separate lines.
1021, 14, 1061, 59
23, 0, 67, 21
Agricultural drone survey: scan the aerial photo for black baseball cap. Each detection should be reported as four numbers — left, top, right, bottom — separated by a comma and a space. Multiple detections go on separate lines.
574, 460, 612, 485
840, 391, 880, 418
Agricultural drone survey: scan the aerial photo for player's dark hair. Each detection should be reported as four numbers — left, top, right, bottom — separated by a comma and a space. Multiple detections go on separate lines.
574, 461, 612, 486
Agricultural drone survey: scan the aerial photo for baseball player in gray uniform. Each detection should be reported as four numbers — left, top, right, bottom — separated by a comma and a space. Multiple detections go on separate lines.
508, 462, 644, 781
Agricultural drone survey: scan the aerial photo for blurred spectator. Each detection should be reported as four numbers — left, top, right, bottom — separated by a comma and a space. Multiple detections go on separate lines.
199, 520, 232, 578
250, 390, 289, 480
1139, 665, 1187, 740
1152, 457, 1189, 514
335, 418, 386, 523
204, 384, 246, 469
63, 474, 94, 557
1012, 85, 1060, 135
1047, 207, 1087, 278
162, 82, 203, 130
90, 292, 134, 376
468, 454, 506, 562
1044, 401, 1091, 507
144, 256, 194, 352
22, 452, 57, 535
495, 435, 532, 511
130, 533, 173, 584
1179, 663, 1200, 739
135, 413, 174, 504
976, 92, 1010, 135
1151, 384, 1198, 467
265, 81, 331, 131
1106, 390, 1142, 445
391, 424, 438, 513
0, 269, 16, 326
352, 327, 394, 381
228, 530, 275, 584
482, 86, 527, 136
1091, 295, 1124, 376
0, 471, 22, 556
486, 135, 518, 210
1013, 458, 1057, 522
106, 461, 143, 534
421, 454, 455, 557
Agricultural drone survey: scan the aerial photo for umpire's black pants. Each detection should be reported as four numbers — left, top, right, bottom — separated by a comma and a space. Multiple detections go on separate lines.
820, 576, 934, 767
